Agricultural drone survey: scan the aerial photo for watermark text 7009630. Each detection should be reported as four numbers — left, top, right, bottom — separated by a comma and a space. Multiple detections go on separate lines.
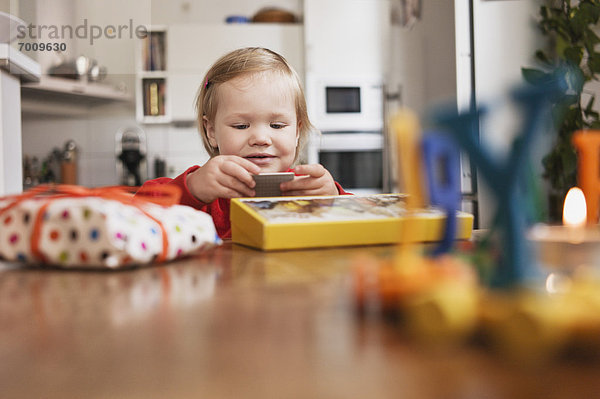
18, 42, 67, 52
16, 19, 148, 46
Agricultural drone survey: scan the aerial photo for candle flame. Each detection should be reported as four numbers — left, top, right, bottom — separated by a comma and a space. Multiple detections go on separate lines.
563, 187, 587, 227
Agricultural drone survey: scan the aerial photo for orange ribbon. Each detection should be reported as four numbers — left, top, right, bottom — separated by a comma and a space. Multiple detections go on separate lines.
0, 184, 182, 265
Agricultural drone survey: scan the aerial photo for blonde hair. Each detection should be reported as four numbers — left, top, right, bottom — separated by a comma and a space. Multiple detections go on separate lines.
195, 47, 313, 164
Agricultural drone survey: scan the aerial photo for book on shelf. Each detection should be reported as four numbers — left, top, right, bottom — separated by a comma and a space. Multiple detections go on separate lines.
142, 79, 166, 116
230, 194, 474, 250
142, 31, 166, 71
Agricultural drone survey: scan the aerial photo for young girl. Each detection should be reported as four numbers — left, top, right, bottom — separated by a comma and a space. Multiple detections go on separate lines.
138, 47, 349, 239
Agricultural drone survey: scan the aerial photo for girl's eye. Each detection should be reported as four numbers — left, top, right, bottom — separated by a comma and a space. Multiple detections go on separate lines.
270, 123, 286, 129
232, 124, 249, 130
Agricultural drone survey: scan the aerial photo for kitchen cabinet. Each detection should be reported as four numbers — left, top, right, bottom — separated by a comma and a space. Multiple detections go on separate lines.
135, 23, 304, 124
303, 0, 390, 78
0, 44, 40, 195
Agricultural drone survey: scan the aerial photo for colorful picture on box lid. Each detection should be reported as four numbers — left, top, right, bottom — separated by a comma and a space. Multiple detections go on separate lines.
241, 194, 452, 224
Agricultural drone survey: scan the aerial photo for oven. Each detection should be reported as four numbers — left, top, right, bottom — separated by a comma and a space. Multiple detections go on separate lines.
307, 132, 385, 195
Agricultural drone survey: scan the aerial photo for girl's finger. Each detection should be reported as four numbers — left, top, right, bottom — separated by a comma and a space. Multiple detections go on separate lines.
222, 188, 253, 198
280, 175, 313, 192
230, 156, 262, 175
218, 174, 256, 197
221, 161, 257, 188
293, 164, 326, 177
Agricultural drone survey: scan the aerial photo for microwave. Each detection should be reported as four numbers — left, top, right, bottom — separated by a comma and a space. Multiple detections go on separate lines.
306, 75, 384, 132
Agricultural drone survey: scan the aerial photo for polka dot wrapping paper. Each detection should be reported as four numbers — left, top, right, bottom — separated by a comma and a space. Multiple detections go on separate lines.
0, 185, 221, 269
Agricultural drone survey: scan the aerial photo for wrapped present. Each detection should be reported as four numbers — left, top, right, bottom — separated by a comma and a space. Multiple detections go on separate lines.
0, 185, 220, 269
231, 194, 473, 250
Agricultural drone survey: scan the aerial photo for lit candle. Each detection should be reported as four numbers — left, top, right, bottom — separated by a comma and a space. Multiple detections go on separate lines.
542, 187, 586, 291
563, 187, 586, 243
529, 186, 600, 271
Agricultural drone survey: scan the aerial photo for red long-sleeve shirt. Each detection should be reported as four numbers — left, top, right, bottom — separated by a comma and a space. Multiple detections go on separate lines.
137, 165, 350, 239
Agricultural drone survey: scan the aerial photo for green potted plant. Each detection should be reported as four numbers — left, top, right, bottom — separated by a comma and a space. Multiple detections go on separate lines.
522, 0, 600, 221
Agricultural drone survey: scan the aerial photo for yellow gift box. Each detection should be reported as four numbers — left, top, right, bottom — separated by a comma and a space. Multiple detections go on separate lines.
231, 194, 473, 250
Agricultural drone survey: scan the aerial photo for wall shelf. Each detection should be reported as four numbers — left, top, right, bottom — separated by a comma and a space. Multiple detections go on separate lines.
22, 76, 132, 103
20, 76, 133, 117
138, 71, 167, 79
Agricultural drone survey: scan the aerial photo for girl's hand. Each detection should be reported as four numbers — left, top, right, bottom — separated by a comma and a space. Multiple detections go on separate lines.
186, 155, 261, 203
280, 164, 339, 196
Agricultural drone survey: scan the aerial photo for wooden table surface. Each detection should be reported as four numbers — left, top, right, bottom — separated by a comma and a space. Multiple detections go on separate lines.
1, 242, 599, 399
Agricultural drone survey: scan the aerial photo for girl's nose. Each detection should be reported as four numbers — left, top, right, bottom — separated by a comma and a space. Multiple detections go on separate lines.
248, 127, 272, 146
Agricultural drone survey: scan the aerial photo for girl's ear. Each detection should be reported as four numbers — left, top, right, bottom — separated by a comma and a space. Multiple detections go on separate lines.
204, 116, 218, 148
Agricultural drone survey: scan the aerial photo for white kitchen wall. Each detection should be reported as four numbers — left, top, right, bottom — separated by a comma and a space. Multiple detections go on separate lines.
20, 0, 302, 187
472, 0, 541, 228
389, 0, 456, 115
304, 0, 390, 78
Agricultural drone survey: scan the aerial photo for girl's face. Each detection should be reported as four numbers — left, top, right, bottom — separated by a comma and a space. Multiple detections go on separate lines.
205, 71, 299, 173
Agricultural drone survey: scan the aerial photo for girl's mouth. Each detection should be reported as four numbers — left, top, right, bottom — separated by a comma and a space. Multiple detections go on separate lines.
245, 154, 275, 165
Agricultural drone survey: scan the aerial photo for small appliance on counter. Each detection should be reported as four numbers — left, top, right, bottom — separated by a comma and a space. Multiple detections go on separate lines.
60, 140, 78, 185
116, 126, 147, 187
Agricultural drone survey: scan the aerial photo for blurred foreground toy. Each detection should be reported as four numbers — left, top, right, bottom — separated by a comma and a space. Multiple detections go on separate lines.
480, 276, 600, 364
434, 82, 563, 288
352, 109, 479, 345
352, 78, 600, 363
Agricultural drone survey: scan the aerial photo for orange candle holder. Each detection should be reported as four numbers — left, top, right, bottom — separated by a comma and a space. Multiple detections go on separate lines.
572, 130, 600, 224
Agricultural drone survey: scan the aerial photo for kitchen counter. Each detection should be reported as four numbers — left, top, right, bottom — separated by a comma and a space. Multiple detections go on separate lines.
1, 241, 599, 398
